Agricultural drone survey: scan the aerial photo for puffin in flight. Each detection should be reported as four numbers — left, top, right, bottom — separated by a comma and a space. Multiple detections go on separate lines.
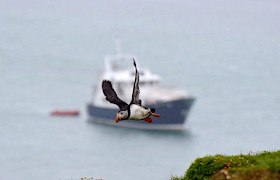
102, 59, 160, 123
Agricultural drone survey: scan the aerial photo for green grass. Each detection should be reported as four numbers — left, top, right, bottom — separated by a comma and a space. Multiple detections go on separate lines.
171, 150, 280, 180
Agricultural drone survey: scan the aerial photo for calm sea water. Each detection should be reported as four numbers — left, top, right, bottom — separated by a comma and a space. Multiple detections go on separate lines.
1, 0, 280, 179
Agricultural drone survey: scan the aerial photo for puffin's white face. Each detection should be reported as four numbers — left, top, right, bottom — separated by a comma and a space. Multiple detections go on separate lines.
115, 110, 128, 123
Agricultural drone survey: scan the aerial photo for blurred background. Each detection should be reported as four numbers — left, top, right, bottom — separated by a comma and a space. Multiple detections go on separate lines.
0, 0, 280, 179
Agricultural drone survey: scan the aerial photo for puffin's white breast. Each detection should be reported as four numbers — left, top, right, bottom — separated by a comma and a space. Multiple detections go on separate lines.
129, 104, 150, 120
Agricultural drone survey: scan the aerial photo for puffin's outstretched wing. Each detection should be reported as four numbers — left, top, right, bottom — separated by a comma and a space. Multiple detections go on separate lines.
131, 59, 142, 105
102, 80, 128, 110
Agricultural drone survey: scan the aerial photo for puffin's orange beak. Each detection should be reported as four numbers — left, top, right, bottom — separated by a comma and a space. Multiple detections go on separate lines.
115, 114, 120, 123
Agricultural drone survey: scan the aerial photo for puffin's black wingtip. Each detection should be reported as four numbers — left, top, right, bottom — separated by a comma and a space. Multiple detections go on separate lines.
133, 58, 137, 68
102, 80, 112, 87
102, 79, 109, 84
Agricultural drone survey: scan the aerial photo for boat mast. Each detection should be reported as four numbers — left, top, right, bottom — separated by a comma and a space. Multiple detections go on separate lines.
115, 39, 122, 57
105, 39, 123, 72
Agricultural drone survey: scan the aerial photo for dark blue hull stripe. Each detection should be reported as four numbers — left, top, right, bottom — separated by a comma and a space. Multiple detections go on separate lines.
87, 98, 195, 129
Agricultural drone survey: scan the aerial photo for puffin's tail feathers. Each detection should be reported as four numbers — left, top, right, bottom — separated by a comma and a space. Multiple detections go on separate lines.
150, 108, 155, 113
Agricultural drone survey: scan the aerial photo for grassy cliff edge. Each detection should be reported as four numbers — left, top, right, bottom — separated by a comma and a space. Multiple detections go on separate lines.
172, 150, 280, 180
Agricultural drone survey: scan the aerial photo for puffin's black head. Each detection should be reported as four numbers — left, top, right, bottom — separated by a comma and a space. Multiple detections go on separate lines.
115, 110, 129, 123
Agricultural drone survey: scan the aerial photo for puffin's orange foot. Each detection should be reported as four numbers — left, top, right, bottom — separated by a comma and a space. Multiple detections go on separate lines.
144, 117, 153, 123
150, 112, 160, 118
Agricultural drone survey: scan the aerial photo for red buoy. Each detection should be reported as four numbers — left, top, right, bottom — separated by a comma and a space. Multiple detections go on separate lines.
50, 110, 80, 116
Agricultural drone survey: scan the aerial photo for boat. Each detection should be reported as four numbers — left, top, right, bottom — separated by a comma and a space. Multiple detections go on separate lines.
86, 47, 195, 130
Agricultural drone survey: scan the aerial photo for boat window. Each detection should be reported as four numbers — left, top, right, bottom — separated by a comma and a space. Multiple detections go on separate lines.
112, 62, 119, 70
130, 71, 144, 76
128, 80, 159, 87
138, 81, 159, 86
